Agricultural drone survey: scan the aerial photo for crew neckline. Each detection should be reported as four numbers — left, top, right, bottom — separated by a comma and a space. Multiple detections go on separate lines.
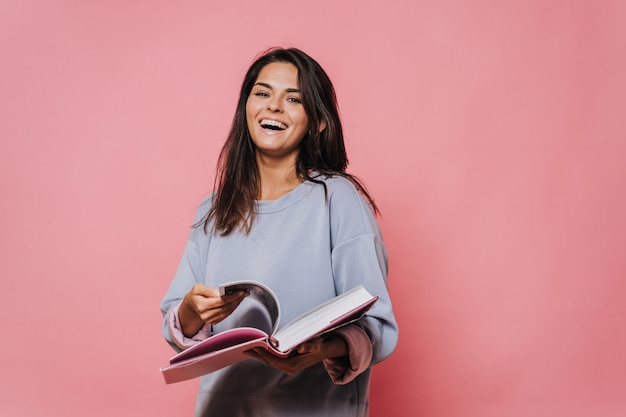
255, 181, 314, 214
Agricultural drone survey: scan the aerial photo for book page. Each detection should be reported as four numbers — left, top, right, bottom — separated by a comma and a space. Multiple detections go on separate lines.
273, 286, 376, 352
219, 280, 281, 334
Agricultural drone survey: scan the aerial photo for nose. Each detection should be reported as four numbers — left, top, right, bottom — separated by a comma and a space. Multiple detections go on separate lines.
268, 98, 282, 112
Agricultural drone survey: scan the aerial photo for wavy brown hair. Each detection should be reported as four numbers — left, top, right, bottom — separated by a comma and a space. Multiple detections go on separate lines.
201, 47, 378, 235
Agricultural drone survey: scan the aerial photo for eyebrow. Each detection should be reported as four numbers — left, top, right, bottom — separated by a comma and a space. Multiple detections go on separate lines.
253, 82, 301, 93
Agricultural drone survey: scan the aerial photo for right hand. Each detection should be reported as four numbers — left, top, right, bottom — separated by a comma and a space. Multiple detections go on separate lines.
178, 283, 248, 337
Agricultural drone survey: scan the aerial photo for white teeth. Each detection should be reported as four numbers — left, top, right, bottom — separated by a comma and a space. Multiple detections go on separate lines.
260, 119, 287, 130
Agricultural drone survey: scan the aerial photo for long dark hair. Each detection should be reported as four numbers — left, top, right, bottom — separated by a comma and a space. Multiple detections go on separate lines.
202, 47, 378, 235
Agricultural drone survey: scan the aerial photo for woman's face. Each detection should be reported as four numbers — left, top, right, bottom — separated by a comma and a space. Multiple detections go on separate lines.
246, 62, 309, 164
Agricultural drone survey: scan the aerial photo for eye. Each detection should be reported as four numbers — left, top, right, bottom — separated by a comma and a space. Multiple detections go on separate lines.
254, 91, 270, 97
287, 96, 302, 104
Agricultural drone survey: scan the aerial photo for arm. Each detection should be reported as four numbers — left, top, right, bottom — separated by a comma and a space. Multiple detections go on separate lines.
324, 179, 399, 375
160, 198, 247, 350
330, 232, 399, 366
160, 231, 207, 352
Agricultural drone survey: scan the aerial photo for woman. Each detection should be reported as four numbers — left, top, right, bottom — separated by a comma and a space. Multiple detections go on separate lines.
160, 47, 398, 417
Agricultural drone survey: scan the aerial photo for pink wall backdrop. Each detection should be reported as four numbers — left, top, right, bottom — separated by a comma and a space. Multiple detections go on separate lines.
1, 1, 625, 416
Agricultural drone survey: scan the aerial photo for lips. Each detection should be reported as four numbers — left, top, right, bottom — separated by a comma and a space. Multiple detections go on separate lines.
260, 119, 287, 131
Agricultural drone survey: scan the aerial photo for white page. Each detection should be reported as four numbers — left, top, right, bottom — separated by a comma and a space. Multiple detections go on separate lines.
273, 286, 375, 352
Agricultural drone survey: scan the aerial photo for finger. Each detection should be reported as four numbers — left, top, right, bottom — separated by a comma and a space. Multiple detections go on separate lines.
220, 290, 249, 305
246, 348, 322, 376
202, 306, 240, 324
191, 283, 220, 298
197, 289, 246, 313
199, 290, 247, 311
197, 293, 249, 323
210, 291, 248, 313
296, 338, 323, 354
244, 349, 270, 365
296, 343, 312, 354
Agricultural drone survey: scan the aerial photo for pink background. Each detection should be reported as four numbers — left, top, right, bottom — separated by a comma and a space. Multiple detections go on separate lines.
1, 1, 625, 416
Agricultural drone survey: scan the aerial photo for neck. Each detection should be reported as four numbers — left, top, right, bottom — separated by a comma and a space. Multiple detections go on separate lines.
256, 155, 302, 201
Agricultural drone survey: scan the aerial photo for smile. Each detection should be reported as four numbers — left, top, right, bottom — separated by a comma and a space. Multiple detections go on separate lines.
260, 119, 287, 131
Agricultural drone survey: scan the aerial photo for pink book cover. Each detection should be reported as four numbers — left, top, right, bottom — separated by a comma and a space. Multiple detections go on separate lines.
160, 328, 275, 384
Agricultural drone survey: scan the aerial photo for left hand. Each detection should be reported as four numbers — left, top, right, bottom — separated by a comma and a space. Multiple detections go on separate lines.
245, 335, 349, 376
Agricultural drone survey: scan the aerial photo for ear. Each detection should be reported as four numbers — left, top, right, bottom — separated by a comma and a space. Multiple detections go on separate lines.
318, 119, 327, 133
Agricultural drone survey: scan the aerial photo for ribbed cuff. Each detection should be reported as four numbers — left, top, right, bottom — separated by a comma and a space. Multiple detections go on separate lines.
322, 324, 372, 384
166, 302, 212, 350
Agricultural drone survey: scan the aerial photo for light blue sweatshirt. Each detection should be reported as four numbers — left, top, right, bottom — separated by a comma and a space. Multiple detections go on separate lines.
161, 175, 399, 417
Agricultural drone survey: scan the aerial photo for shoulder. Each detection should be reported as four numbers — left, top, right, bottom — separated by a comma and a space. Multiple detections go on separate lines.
193, 193, 215, 223
316, 175, 373, 214
322, 175, 361, 194
311, 174, 363, 199
185, 193, 215, 242
311, 174, 381, 240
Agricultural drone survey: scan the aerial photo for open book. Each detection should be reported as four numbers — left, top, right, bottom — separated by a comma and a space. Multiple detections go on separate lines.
160, 281, 378, 384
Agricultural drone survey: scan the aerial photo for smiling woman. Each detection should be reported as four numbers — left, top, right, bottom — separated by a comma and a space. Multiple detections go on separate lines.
246, 62, 312, 178
203, 48, 381, 236
160, 47, 398, 417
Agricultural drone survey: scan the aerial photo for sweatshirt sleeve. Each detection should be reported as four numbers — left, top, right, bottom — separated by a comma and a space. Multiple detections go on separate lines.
323, 324, 373, 384
160, 199, 213, 353
327, 178, 399, 370
331, 233, 398, 365
165, 302, 213, 350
